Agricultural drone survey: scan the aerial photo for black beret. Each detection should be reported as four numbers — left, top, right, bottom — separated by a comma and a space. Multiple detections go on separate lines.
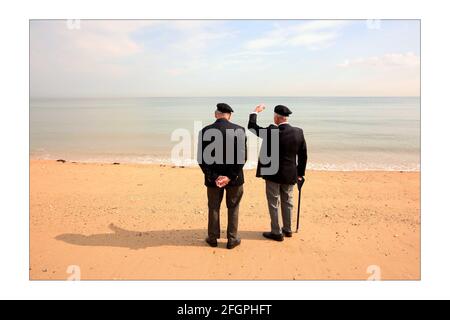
274, 105, 292, 117
217, 103, 234, 113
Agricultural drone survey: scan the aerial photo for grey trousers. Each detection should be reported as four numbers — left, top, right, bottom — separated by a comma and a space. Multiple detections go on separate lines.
265, 180, 295, 235
207, 185, 243, 242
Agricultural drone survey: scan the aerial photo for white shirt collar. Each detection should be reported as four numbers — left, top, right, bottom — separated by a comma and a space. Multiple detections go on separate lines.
250, 112, 289, 126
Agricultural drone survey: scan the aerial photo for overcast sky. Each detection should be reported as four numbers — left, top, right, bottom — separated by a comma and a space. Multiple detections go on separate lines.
30, 20, 420, 98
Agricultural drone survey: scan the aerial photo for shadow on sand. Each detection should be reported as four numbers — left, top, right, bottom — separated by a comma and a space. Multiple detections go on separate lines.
55, 223, 263, 250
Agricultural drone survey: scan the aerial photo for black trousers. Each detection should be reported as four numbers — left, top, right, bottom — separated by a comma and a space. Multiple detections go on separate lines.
207, 185, 244, 242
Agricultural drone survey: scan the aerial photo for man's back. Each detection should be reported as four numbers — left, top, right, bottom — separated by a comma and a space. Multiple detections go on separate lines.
198, 118, 247, 187
248, 113, 307, 185
275, 123, 306, 184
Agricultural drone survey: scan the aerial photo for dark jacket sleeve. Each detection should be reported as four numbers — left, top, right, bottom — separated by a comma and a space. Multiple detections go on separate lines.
247, 113, 265, 137
226, 129, 247, 181
197, 130, 219, 184
297, 129, 308, 177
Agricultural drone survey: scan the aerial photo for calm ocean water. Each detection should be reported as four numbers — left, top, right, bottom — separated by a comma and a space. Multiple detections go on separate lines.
30, 97, 420, 171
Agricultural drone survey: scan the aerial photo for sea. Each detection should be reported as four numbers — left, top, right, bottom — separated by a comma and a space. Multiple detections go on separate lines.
30, 96, 420, 171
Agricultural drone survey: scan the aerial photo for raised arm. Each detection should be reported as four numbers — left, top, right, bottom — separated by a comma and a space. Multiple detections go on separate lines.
247, 104, 266, 137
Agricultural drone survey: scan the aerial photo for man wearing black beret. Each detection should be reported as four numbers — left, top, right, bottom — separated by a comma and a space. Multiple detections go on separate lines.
248, 104, 308, 241
197, 103, 247, 249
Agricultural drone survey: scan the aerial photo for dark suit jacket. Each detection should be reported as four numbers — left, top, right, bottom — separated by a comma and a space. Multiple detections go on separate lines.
248, 113, 307, 185
197, 118, 247, 187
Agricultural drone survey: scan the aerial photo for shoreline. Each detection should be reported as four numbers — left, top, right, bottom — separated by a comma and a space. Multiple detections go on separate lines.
29, 158, 421, 173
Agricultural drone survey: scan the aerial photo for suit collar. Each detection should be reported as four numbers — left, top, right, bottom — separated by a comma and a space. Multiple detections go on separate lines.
215, 118, 229, 123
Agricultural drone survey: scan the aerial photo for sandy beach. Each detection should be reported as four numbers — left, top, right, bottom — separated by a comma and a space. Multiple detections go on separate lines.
30, 160, 420, 280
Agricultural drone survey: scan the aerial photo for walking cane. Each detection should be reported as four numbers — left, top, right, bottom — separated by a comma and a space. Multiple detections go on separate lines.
296, 177, 306, 233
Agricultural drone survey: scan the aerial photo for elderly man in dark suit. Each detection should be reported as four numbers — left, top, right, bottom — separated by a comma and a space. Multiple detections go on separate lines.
248, 104, 307, 241
197, 103, 247, 249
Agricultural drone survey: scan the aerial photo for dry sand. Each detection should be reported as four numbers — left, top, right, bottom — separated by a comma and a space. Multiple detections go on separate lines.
30, 160, 420, 280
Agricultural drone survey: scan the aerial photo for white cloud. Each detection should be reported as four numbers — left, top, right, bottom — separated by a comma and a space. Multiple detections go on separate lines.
338, 52, 420, 68
165, 20, 236, 53
294, 20, 349, 32
246, 20, 349, 50
30, 20, 163, 97
228, 50, 285, 57
63, 20, 158, 57
30, 20, 159, 78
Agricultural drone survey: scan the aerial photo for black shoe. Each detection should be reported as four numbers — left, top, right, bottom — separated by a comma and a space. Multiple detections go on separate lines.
205, 237, 218, 247
263, 232, 284, 242
282, 230, 293, 238
227, 239, 241, 249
